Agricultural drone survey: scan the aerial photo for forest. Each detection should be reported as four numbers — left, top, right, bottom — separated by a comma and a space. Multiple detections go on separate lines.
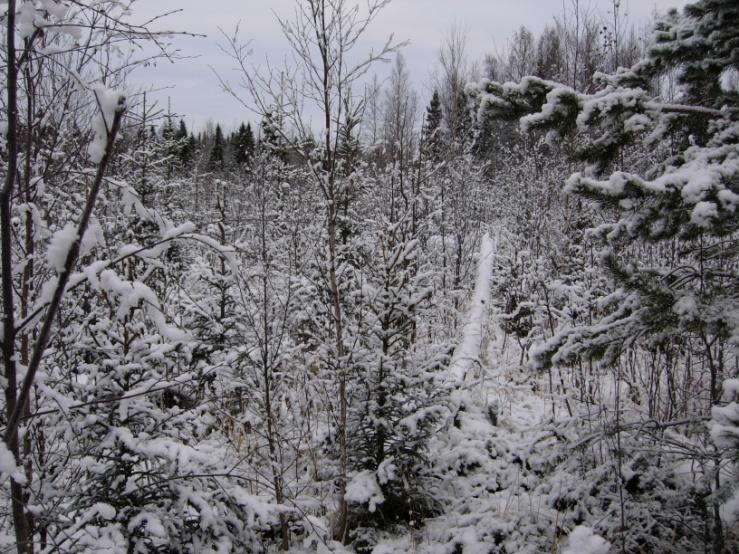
0, 0, 737, 552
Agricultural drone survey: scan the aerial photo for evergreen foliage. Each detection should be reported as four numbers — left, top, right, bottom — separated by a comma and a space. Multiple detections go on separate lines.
232, 122, 256, 166
422, 90, 443, 162
208, 124, 226, 171
474, 0, 739, 549
3, 1, 739, 552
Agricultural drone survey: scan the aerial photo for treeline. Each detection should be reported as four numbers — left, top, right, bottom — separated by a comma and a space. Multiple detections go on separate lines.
126, 116, 256, 173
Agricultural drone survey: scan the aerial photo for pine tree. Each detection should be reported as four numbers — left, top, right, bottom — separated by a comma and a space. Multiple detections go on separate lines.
186, 132, 197, 167
422, 90, 443, 162
174, 119, 195, 167
208, 124, 226, 171
232, 122, 256, 166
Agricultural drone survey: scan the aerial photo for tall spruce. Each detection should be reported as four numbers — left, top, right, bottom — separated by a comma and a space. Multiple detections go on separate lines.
422, 90, 444, 162
232, 122, 256, 166
208, 124, 226, 171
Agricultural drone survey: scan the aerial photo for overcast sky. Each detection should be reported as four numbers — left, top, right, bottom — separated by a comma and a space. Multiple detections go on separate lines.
130, 0, 689, 133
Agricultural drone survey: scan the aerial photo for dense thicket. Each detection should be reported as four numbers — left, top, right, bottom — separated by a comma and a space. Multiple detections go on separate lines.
0, 0, 737, 553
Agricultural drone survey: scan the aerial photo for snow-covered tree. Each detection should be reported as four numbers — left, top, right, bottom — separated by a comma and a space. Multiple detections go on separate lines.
345, 176, 447, 545
474, 0, 739, 549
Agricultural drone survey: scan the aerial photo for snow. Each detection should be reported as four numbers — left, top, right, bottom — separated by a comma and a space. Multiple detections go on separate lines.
88, 86, 126, 163
46, 223, 78, 272
163, 221, 196, 239
415, 317, 559, 554
718, 188, 739, 211
577, 88, 644, 129
624, 113, 651, 133
723, 379, 739, 399
681, 171, 716, 204
345, 470, 384, 513
690, 201, 718, 228
40, 0, 70, 21
6, 3, 737, 551
710, 402, 739, 448
0, 442, 26, 485
127, 512, 167, 538
98, 269, 189, 342
520, 84, 579, 133
17, 0, 74, 40
301, 516, 330, 551
376, 457, 397, 485
449, 232, 496, 384
17, 1, 37, 39
673, 295, 698, 318
90, 503, 117, 521
46, 219, 102, 272
562, 526, 611, 554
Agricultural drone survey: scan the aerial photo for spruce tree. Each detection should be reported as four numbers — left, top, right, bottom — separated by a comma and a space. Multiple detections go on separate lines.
232, 122, 255, 166
476, 0, 738, 373
422, 90, 443, 162
208, 124, 226, 171
174, 119, 195, 167
474, 0, 739, 549
259, 112, 288, 162
346, 207, 445, 532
